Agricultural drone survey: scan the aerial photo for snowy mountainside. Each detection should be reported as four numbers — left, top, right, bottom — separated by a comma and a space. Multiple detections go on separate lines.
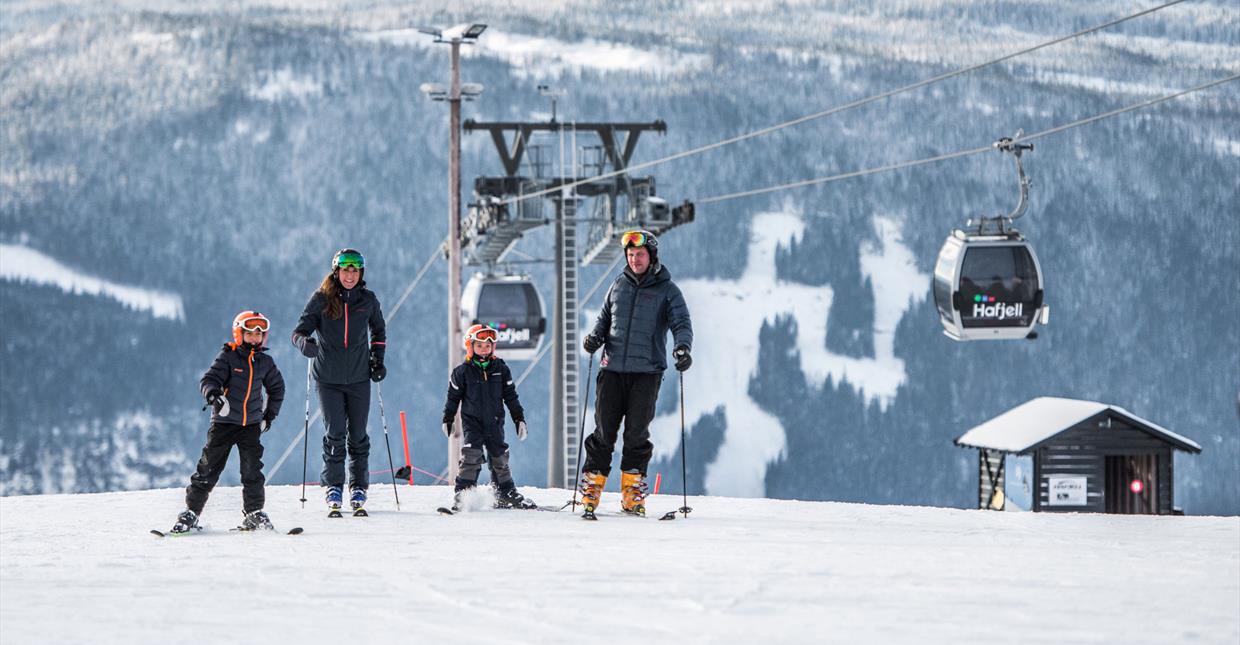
0, 486, 1237, 644
1, 1, 1238, 512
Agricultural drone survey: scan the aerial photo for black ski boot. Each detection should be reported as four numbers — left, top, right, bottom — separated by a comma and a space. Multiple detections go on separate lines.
350, 488, 368, 517
170, 509, 200, 535
493, 485, 536, 510
240, 510, 274, 531
326, 486, 343, 518
451, 487, 471, 513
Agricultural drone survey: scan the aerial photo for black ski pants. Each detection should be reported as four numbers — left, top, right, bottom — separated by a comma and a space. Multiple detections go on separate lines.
455, 426, 514, 492
582, 370, 662, 477
185, 422, 265, 515
318, 380, 371, 491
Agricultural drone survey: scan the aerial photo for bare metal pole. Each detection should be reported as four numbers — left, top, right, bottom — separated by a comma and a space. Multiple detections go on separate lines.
446, 37, 464, 484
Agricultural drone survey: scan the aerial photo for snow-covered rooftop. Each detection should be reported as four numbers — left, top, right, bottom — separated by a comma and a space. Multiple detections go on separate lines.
954, 396, 1203, 454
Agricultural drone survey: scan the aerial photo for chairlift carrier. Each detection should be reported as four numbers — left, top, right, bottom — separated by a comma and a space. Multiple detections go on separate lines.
460, 272, 547, 361
933, 135, 1049, 341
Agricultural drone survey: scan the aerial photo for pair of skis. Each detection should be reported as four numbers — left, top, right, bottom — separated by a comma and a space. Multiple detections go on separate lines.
150, 526, 304, 537
581, 507, 690, 521
328, 506, 367, 518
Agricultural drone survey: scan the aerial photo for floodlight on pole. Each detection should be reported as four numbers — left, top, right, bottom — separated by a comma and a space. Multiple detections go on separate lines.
420, 83, 448, 101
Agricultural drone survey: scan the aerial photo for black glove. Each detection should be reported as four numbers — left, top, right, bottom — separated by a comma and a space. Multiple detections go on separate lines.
294, 333, 319, 358
369, 356, 386, 383
673, 346, 692, 372
261, 413, 276, 433
583, 334, 603, 354
441, 419, 453, 438
203, 389, 230, 417
204, 389, 223, 411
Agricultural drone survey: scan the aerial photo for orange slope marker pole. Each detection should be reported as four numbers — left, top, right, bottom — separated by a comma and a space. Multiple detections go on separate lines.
400, 410, 413, 486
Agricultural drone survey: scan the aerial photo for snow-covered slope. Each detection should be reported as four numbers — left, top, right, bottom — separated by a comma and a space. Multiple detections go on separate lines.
1, 487, 1237, 644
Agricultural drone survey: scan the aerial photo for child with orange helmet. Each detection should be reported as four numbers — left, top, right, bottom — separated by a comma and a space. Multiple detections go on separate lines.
441, 323, 532, 512
164, 311, 286, 534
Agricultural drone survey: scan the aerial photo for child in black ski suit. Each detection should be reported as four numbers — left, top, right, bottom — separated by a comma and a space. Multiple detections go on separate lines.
168, 311, 285, 534
441, 324, 532, 511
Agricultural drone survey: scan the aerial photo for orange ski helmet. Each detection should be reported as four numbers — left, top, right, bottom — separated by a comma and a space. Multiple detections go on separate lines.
463, 323, 498, 359
231, 311, 270, 347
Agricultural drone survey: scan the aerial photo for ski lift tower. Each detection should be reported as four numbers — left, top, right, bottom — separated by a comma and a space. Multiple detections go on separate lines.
462, 116, 691, 488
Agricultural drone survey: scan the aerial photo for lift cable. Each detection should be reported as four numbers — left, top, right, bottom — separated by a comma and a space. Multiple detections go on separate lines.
514, 253, 625, 389
496, 0, 1187, 209
694, 73, 1239, 206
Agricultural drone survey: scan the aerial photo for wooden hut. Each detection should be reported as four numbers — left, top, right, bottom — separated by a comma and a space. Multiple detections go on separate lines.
955, 397, 1201, 514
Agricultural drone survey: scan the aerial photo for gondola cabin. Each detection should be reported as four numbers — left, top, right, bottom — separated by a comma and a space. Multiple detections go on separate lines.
933, 229, 1047, 341
460, 273, 546, 361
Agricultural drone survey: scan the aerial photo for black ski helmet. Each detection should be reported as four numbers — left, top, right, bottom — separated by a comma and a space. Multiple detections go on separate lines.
620, 229, 658, 263
332, 248, 365, 282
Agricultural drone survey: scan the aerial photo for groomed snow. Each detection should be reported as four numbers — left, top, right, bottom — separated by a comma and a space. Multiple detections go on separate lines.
2, 486, 1236, 644
357, 28, 708, 76
0, 243, 185, 320
648, 208, 926, 498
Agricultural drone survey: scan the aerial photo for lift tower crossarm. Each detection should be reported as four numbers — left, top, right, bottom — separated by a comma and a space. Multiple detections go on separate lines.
464, 120, 666, 177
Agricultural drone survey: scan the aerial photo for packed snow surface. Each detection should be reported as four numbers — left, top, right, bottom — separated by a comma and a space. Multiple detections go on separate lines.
1, 486, 1237, 644
0, 243, 185, 320
649, 208, 926, 498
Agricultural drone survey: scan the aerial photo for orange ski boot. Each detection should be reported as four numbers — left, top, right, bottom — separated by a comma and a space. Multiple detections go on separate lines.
578, 471, 606, 520
621, 469, 648, 517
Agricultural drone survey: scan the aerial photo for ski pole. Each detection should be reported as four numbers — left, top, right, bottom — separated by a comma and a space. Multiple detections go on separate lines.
568, 352, 595, 512
678, 369, 692, 517
299, 359, 312, 508
375, 382, 401, 510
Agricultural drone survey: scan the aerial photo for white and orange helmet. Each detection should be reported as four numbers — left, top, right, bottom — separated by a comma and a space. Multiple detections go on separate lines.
231, 311, 270, 347
463, 323, 498, 359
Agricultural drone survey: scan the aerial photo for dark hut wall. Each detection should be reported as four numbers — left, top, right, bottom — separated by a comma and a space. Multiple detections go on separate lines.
1034, 413, 1175, 513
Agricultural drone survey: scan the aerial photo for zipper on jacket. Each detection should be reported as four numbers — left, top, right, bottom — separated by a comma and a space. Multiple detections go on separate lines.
621, 278, 641, 369
344, 302, 349, 348
241, 349, 255, 426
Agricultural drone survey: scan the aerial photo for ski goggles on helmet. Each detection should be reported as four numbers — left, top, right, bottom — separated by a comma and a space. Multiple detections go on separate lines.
234, 313, 270, 333
620, 230, 649, 249
465, 325, 498, 343
333, 250, 365, 270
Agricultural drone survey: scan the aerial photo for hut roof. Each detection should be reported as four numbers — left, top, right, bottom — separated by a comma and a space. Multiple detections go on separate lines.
954, 397, 1202, 454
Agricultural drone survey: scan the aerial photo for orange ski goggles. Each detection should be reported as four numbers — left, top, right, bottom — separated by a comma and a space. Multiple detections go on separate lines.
235, 313, 270, 333
465, 324, 498, 344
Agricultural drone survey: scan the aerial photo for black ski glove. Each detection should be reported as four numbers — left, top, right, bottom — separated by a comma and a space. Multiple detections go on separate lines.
261, 412, 276, 433
369, 356, 386, 383
583, 334, 603, 354
293, 333, 319, 358
442, 416, 454, 438
673, 346, 692, 372
203, 389, 230, 417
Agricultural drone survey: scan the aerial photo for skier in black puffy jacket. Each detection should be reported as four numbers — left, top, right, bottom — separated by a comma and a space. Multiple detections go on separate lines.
291, 248, 387, 515
441, 324, 532, 512
579, 229, 692, 517
166, 311, 286, 535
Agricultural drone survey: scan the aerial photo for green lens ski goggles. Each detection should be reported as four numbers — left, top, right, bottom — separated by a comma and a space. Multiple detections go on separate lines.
334, 251, 365, 270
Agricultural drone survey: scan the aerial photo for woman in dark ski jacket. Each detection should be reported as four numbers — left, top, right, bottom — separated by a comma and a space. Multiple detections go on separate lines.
291, 248, 387, 515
